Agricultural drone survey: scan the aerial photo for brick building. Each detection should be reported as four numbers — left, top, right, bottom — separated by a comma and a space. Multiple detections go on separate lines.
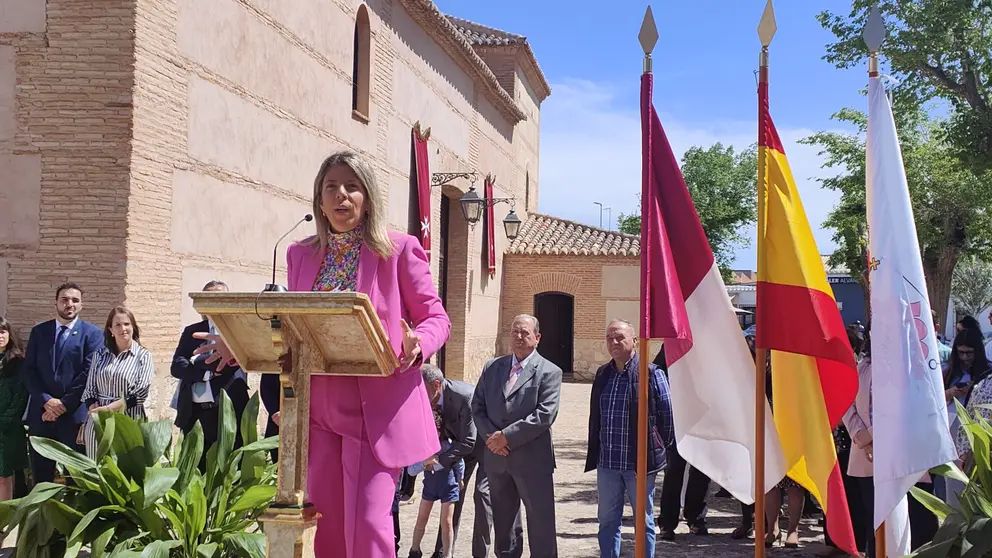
0, 0, 550, 417
500, 214, 662, 382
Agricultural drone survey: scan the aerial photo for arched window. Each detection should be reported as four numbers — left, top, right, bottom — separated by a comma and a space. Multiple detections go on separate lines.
352, 5, 371, 120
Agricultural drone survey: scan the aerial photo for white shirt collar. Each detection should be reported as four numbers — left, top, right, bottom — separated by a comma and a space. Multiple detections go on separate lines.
512, 350, 536, 370
55, 317, 79, 336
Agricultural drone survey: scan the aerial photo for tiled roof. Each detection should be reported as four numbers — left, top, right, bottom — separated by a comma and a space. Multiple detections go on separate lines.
444, 15, 552, 101
445, 16, 526, 46
506, 214, 640, 257
397, 1, 526, 123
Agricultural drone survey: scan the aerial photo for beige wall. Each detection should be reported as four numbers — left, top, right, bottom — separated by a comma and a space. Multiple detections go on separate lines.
0, 0, 134, 337
500, 255, 661, 382
1, 0, 544, 417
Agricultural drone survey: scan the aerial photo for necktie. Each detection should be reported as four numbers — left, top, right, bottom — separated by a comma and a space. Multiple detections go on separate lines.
54, 325, 68, 363
504, 363, 522, 395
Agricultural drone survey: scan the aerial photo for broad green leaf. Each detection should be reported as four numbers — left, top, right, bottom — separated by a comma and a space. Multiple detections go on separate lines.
962, 517, 992, 558
89, 526, 117, 558
139, 420, 174, 466
63, 540, 85, 558
235, 437, 280, 456
186, 477, 208, 543
0, 498, 19, 529
241, 450, 265, 487
204, 443, 219, 491
224, 531, 268, 558
931, 462, 972, 484
228, 485, 276, 516
911, 485, 953, 520
97, 414, 116, 462
156, 501, 186, 542
240, 393, 261, 447
109, 412, 147, 481
40, 499, 84, 536
176, 421, 204, 494
196, 542, 220, 558
910, 537, 956, 558
29, 437, 98, 477
99, 455, 133, 506
139, 540, 181, 558
19, 482, 65, 507
215, 391, 237, 477
68, 505, 125, 542
170, 431, 184, 467
142, 467, 180, 509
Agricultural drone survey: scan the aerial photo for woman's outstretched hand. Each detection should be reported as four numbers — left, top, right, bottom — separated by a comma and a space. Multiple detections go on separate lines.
398, 319, 422, 371
192, 331, 237, 372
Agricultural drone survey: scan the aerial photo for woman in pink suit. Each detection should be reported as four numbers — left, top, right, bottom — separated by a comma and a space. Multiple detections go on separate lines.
197, 151, 449, 557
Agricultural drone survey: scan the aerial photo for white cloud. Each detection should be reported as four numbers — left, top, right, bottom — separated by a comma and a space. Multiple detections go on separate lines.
536, 78, 851, 270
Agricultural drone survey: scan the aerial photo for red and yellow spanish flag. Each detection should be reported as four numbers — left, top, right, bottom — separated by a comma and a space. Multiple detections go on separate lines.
755, 80, 859, 555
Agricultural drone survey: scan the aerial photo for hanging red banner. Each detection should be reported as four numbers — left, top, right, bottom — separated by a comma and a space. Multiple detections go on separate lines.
485, 174, 496, 278
412, 123, 432, 260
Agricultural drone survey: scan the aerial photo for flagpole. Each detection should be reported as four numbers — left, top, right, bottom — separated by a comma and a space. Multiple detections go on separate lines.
755, 2, 776, 557
863, 6, 886, 557
635, 8, 658, 558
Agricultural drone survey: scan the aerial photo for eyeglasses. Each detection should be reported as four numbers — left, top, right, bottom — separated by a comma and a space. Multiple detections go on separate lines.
958, 349, 976, 357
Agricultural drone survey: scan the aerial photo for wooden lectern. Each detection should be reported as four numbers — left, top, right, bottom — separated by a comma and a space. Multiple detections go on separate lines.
190, 291, 398, 558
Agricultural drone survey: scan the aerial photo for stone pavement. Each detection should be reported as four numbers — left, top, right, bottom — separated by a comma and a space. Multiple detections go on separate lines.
398, 382, 831, 557
1, 383, 832, 558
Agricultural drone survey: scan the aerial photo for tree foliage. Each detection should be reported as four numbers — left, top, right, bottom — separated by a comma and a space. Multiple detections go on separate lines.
617, 142, 758, 282
817, 0, 992, 172
952, 256, 992, 318
801, 105, 992, 322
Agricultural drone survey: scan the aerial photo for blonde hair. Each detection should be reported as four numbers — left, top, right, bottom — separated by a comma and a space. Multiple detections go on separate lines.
304, 151, 394, 258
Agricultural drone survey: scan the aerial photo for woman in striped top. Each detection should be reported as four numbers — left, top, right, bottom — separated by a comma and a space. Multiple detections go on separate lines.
79, 307, 154, 458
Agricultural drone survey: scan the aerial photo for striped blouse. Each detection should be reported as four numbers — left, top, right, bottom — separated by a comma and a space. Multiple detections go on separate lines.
82, 342, 154, 416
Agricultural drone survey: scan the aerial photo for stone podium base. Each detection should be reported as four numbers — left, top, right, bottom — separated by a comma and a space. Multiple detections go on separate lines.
260, 505, 320, 558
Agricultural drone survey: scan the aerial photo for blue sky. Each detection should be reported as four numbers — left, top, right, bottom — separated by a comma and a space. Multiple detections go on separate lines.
434, 0, 876, 270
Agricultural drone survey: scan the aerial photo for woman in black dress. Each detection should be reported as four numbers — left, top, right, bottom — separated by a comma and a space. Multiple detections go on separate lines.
0, 316, 28, 502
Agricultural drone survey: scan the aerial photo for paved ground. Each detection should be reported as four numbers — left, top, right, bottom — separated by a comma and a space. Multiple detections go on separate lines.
2, 382, 832, 557
397, 382, 832, 557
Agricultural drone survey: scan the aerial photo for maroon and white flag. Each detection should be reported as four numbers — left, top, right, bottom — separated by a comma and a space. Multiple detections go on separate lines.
639, 71, 784, 503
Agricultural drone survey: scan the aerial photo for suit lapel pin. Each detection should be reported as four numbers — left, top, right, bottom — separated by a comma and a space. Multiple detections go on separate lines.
72, 330, 79, 335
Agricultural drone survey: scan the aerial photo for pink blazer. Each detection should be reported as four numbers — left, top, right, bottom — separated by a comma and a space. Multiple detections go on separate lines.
286, 231, 448, 469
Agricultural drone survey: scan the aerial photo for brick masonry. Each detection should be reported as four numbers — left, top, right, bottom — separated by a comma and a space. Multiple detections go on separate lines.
501, 254, 661, 382
0, 0, 546, 419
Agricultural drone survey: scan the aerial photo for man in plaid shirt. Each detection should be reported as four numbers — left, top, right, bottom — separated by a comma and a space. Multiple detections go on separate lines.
584, 319, 675, 558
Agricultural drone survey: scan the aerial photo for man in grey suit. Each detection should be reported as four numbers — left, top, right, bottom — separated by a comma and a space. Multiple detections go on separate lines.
472, 314, 563, 558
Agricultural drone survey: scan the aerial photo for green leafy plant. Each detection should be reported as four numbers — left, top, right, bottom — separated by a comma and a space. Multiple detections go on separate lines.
0, 391, 278, 558
909, 402, 992, 558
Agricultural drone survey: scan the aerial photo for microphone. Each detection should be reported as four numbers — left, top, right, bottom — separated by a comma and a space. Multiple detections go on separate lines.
264, 214, 314, 292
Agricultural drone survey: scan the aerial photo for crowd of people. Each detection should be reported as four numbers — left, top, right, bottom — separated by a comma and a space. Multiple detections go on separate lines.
2, 150, 992, 558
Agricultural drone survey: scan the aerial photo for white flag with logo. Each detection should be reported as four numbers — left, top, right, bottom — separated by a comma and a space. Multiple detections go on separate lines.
866, 76, 957, 539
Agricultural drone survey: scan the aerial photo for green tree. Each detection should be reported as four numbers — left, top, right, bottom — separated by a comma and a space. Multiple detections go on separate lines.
617, 143, 758, 282
952, 256, 992, 318
817, 1, 992, 172
802, 106, 992, 323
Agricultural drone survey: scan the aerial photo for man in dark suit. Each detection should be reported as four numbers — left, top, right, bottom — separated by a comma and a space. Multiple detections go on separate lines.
473, 314, 562, 558
20, 282, 102, 483
171, 280, 250, 470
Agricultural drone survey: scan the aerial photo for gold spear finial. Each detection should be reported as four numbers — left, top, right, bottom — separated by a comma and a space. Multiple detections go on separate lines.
757, 0, 777, 48
639, 6, 659, 73
757, 0, 776, 72
863, 5, 885, 75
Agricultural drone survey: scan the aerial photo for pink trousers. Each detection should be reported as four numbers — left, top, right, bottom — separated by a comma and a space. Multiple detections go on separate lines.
309, 376, 400, 558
